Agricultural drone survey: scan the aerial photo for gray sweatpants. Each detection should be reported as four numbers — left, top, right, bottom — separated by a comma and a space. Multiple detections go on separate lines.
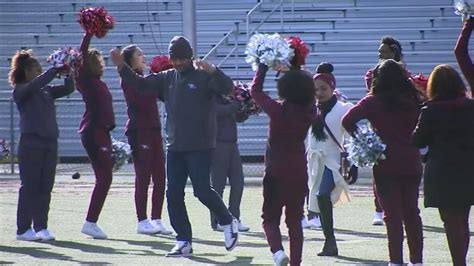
210, 141, 244, 227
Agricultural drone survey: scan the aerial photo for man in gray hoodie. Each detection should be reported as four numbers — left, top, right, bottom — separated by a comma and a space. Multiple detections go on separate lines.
110, 36, 238, 257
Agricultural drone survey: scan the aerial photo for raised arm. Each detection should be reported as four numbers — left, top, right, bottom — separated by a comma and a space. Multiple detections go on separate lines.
119, 65, 165, 97
412, 106, 433, 149
215, 99, 241, 117
455, 18, 474, 92
80, 33, 92, 55
49, 75, 75, 99
249, 64, 281, 118
208, 68, 233, 95
13, 68, 58, 103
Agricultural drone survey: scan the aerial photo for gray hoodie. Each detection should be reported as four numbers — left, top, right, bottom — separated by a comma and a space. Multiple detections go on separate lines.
119, 65, 233, 151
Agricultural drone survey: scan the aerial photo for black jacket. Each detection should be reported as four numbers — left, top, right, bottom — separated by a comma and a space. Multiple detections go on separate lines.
412, 96, 474, 208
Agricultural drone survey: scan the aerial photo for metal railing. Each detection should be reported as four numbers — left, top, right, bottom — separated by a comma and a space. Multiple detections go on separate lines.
246, 0, 285, 39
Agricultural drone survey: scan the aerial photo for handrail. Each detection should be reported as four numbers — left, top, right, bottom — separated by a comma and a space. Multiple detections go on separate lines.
246, 0, 265, 39
202, 29, 235, 60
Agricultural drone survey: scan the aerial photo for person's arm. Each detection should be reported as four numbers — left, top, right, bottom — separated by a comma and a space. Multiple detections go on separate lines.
80, 33, 92, 55
249, 64, 280, 118
215, 99, 241, 117
341, 97, 370, 134
412, 106, 433, 148
364, 69, 373, 93
235, 110, 249, 123
13, 68, 58, 103
49, 75, 75, 99
455, 18, 474, 92
208, 67, 233, 95
119, 65, 165, 97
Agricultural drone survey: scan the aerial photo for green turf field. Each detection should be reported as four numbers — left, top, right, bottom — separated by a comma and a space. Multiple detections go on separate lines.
0, 174, 472, 265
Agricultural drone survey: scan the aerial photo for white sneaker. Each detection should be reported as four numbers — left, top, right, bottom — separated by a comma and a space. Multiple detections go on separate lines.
237, 221, 250, 232
408, 263, 423, 266
81, 221, 107, 239
16, 229, 40, 241
166, 241, 193, 257
308, 217, 321, 229
151, 219, 173, 235
388, 263, 403, 266
272, 250, 289, 266
301, 217, 311, 229
222, 219, 239, 251
372, 212, 384, 226
137, 219, 160, 235
36, 229, 55, 241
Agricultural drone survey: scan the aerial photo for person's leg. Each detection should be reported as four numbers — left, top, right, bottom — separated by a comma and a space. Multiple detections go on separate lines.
261, 175, 284, 253
166, 150, 192, 242
17, 137, 44, 235
209, 143, 231, 228
374, 177, 404, 264
317, 167, 337, 256
284, 191, 306, 265
128, 130, 152, 222
227, 144, 244, 221
186, 150, 233, 226
82, 129, 113, 223
400, 181, 423, 264
439, 206, 471, 266
32, 142, 57, 232
149, 130, 166, 221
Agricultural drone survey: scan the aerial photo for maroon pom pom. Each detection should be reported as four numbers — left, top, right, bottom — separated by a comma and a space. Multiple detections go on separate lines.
233, 81, 261, 116
285, 36, 309, 69
149, 55, 173, 73
78, 7, 115, 38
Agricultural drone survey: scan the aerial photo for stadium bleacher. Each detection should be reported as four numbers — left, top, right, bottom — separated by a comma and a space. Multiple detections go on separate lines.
0, 0, 468, 158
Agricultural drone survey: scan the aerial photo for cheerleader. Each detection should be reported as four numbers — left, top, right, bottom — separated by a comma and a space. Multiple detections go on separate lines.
75, 32, 115, 239
10, 49, 74, 241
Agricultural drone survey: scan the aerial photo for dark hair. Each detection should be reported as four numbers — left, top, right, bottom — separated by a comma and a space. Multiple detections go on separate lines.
316, 62, 334, 74
121, 44, 139, 68
370, 59, 419, 108
277, 70, 315, 106
427, 64, 466, 100
381, 36, 403, 62
8, 49, 40, 86
84, 48, 104, 78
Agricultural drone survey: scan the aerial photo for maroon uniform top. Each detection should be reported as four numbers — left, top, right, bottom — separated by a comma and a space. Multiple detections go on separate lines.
342, 95, 422, 180
455, 19, 474, 93
120, 76, 161, 134
250, 64, 316, 189
75, 33, 115, 133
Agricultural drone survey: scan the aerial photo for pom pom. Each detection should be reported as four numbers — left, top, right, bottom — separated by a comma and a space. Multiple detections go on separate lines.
345, 119, 387, 168
245, 33, 294, 71
0, 139, 9, 161
233, 81, 261, 116
285, 36, 309, 69
47, 47, 81, 76
111, 138, 131, 172
72, 172, 81, 179
454, 0, 473, 20
78, 7, 115, 38
150, 55, 173, 73
316, 62, 334, 74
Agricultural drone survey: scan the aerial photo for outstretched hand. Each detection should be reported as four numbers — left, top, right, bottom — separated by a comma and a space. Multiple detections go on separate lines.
195, 59, 216, 74
109, 48, 124, 69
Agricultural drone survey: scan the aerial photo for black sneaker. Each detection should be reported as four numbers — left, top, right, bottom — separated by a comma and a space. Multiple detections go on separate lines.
166, 241, 193, 257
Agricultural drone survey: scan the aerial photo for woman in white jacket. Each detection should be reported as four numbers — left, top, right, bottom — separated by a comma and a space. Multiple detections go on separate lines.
306, 63, 351, 256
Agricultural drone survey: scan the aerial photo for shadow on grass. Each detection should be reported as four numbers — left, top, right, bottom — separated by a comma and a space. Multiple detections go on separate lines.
186, 253, 253, 265
334, 228, 386, 239
0, 261, 13, 265
41, 240, 125, 255
423, 225, 445, 234
192, 237, 269, 248
107, 238, 175, 253
336, 254, 386, 265
0, 244, 111, 264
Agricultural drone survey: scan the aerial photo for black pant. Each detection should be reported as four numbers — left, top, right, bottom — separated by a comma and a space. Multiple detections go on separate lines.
166, 149, 233, 242
17, 134, 57, 235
